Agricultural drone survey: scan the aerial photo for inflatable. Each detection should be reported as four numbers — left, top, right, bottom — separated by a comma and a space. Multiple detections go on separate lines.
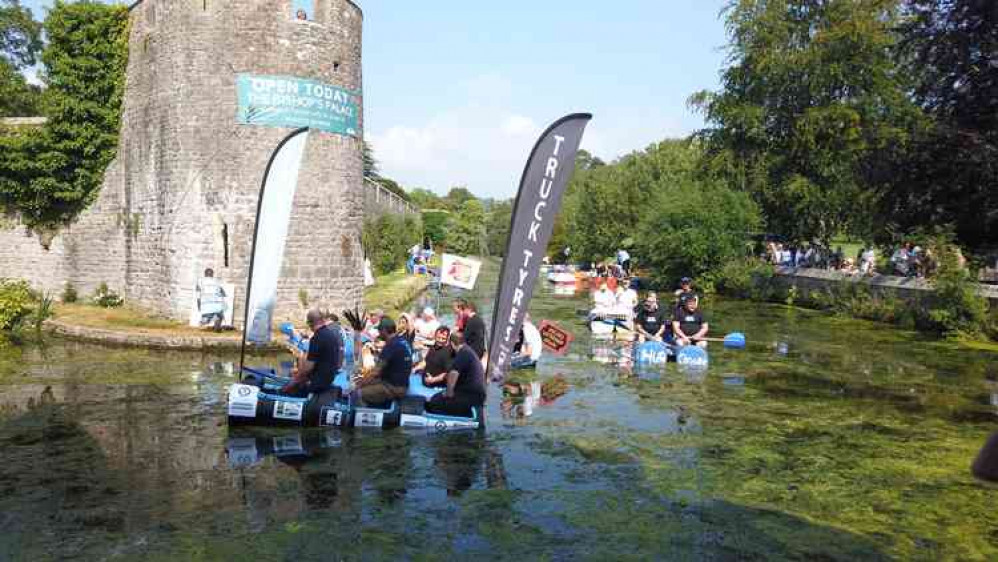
228, 367, 482, 431
632, 340, 710, 369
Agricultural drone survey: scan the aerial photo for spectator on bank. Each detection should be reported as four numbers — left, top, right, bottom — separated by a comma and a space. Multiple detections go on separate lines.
196, 268, 227, 331
891, 242, 911, 276
860, 247, 876, 276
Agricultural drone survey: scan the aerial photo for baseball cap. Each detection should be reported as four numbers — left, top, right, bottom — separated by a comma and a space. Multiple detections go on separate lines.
423, 307, 435, 316
680, 276, 692, 284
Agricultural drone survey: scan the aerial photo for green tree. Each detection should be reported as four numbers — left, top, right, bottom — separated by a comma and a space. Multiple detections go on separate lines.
409, 188, 442, 209
442, 186, 475, 211
691, 0, 920, 244
485, 198, 513, 256
447, 199, 487, 256
0, 0, 43, 117
362, 139, 378, 178
421, 208, 450, 248
873, 0, 998, 250
635, 177, 761, 285
0, 0, 41, 68
0, 1, 128, 226
362, 213, 422, 275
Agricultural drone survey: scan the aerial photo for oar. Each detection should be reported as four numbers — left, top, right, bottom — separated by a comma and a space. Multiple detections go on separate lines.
691, 332, 746, 349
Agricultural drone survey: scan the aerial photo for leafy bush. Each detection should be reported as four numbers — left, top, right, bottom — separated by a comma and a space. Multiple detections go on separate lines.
715, 258, 775, 299
92, 282, 123, 308
362, 213, 423, 275
0, 279, 36, 330
921, 241, 989, 336
61, 282, 78, 303
421, 209, 450, 248
0, 2, 129, 227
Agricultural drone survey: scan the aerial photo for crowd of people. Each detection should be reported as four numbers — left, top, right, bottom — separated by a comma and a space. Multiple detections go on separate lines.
763, 239, 967, 278
590, 275, 710, 348
280, 297, 543, 418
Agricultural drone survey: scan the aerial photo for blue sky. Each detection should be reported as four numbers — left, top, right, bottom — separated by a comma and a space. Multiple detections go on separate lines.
21, 0, 730, 198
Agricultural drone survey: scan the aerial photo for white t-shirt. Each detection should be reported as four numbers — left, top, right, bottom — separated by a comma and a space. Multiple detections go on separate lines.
618, 288, 639, 312
414, 317, 439, 340
522, 321, 543, 361
593, 289, 616, 310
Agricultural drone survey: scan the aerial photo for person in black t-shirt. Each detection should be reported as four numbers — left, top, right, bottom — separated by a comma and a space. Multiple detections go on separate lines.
672, 294, 709, 348
418, 326, 454, 388
281, 309, 343, 396
462, 301, 487, 359
634, 292, 668, 342
425, 331, 486, 417
357, 317, 412, 405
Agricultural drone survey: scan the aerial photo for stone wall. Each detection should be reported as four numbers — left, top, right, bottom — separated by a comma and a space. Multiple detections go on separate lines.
773, 267, 998, 308
0, 0, 366, 326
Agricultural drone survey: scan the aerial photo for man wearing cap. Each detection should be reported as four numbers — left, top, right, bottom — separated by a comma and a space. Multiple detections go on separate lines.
674, 277, 695, 315
672, 294, 709, 348
414, 307, 440, 348
281, 308, 343, 396
356, 316, 412, 405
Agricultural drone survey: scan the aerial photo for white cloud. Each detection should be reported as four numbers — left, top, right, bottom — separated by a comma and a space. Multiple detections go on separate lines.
367, 74, 695, 199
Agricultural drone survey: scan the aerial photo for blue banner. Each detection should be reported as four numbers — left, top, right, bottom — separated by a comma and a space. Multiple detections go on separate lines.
236, 74, 360, 137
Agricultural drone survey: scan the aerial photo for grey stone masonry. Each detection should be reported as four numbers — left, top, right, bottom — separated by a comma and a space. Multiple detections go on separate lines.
773, 267, 998, 308
0, 0, 366, 326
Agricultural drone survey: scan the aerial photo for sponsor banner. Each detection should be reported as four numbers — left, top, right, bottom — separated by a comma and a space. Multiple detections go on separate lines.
440, 254, 482, 290
486, 114, 591, 384
237, 74, 361, 137
228, 384, 259, 418
538, 320, 573, 355
243, 129, 309, 346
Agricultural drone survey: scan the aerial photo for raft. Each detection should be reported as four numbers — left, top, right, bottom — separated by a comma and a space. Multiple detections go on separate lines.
227, 368, 482, 431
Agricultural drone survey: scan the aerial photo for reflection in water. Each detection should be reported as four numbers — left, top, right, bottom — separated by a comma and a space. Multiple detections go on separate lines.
0, 267, 996, 559
500, 375, 569, 420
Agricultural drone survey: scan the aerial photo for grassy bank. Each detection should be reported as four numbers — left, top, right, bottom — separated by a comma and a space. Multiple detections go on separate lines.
52, 303, 222, 336
363, 269, 430, 317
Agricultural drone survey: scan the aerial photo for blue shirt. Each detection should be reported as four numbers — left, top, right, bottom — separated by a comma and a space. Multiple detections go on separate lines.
379, 335, 412, 388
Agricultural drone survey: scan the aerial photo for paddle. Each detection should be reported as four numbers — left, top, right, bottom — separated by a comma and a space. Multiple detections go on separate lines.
687, 332, 746, 349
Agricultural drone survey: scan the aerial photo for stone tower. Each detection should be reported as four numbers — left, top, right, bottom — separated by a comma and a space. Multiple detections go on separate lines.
0, 0, 366, 324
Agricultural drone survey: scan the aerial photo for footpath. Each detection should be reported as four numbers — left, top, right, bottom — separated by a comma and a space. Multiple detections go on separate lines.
43, 271, 430, 351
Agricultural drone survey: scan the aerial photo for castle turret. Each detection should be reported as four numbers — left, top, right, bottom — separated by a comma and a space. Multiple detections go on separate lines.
0, 0, 366, 324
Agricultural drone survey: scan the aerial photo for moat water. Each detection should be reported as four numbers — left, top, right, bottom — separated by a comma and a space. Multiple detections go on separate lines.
1, 268, 996, 561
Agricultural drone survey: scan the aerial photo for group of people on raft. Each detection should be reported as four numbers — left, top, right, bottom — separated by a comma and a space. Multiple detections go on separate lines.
591, 276, 710, 347
275, 298, 542, 418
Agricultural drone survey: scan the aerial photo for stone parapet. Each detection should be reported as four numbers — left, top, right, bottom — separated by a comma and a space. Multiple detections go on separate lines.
773, 267, 998, 306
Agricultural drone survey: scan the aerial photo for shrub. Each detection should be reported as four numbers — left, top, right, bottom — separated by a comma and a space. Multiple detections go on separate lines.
921, 242, 989, 336
61, 282, 78, 303
421, 209, 450, 249
0, 279, 35, 331
362, 214, 423, 275
92, 282, 123, 308
714, 258, 775, 299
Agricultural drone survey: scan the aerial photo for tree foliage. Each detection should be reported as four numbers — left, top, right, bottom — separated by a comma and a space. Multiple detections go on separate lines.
0, 1, 128, 227
421, 208, 450, 247
0, 0, 42, 117
485, 198, 512, 257
362, 213, 422, 275
554, 139, 761, 282
446, 198, 487, 256
874, 0, 998, 249
0, 0, 41, 69
691, 0, 921, 244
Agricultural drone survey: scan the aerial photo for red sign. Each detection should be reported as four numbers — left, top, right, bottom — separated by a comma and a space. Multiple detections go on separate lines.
539, 320, 573, 355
